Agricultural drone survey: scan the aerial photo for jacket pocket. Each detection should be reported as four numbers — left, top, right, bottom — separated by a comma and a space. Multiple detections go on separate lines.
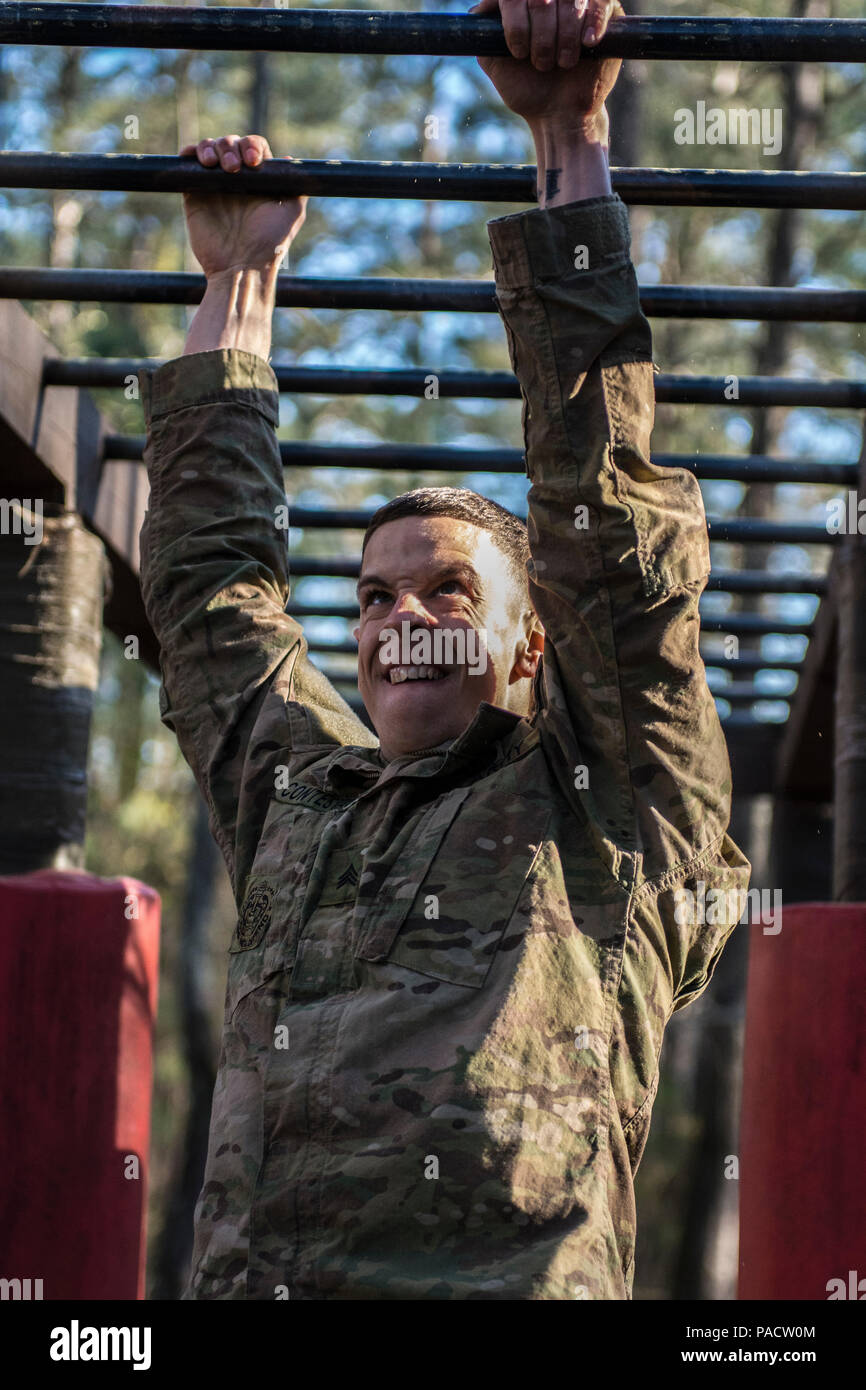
356, 791, 551, 988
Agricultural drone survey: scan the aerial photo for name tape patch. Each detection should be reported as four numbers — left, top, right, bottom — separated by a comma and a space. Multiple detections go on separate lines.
274, 780, 354, 814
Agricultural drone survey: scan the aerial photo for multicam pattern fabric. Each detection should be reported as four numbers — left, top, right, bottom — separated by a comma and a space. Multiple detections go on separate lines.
139, 193, 750, 1300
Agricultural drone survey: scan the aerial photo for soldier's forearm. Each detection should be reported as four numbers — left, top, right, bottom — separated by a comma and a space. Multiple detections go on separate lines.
530, 113, 612, 209
183, 264, 281, 360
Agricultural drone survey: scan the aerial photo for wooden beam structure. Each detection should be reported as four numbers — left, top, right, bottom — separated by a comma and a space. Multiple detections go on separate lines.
0, 298, 158, 666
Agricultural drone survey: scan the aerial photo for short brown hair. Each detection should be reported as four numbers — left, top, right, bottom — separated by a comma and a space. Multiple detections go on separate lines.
361, 486, 531, 614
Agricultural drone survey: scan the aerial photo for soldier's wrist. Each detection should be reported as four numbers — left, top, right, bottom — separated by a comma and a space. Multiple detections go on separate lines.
184, 266, 277, 359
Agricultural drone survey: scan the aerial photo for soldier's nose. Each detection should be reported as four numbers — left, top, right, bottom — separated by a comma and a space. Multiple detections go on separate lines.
391, 595, 431, 621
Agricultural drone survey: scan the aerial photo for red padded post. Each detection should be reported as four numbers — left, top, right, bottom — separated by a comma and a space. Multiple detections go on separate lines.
0, 870, 160, 1300
739, 902, 866, 1300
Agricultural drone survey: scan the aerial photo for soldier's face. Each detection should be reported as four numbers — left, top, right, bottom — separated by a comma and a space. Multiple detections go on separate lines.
353, 515, 541, 761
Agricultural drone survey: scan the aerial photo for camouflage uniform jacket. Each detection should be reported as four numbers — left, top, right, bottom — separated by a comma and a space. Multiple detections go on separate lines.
139, 193, 750, 1300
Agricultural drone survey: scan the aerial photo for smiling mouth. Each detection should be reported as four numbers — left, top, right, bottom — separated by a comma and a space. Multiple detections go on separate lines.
383, 665, 452, 685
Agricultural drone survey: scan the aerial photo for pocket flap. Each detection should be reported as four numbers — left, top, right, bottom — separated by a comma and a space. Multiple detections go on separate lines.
354, 785, 471, 963
357, 791, 551, 988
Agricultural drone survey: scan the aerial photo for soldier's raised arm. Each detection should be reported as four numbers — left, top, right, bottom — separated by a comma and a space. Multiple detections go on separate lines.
139, 135, 375, 897
475, 0, 750, 1005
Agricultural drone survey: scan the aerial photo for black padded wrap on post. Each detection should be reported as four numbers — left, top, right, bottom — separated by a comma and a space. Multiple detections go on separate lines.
0, 509, 106, 872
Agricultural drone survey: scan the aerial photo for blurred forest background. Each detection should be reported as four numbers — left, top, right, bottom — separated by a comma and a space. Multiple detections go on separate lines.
0, 0, 863, 1298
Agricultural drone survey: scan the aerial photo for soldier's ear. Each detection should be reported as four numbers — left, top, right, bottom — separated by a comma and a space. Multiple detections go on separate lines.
527, 613, 544, 650
524, 611, 545, 662
508, 625, 544, 685
352, 625, 360, 642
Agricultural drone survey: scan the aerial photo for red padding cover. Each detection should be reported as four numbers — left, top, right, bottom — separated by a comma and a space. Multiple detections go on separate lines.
739, 902, 866, 1300
0, 870, 160, 1300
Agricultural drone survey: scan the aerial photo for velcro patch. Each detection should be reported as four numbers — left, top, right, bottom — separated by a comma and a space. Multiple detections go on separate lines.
273, 780, 352, 814
233, 878, 276, 951
316, 847, 364, 908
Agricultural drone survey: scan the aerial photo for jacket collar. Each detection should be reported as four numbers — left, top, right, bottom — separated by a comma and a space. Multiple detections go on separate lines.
322, 701, 529, 793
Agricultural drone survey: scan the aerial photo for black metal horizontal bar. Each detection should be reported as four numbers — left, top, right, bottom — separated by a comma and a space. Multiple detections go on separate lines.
289, 603, 814, 632
318, 666, 790, 713
291, 557, 360, 580
190, 503, 831, 546
6, 268, 496, 313
288, 602, 811, 636
702, 653, 803, 672
279, 444, 857, 484
712, 686, 793, 706
5, 267, 866, 324
315, 671, 362, 687
699, 614, 813, 635
338, 688, 789, 728
50, 359, 866, 407
720, 712, 788, 728
639, 285, 866, 323
662, 455, 856, 485
704, 571, 825, 594
303, 642, 802, 678
708, 680, 795, 696
305, 641, 360, 657
271, 442, 856, 484
3, 154, 865, 209
335, 687, 787, 728
283, 439, 533, 473
1, 9, 864, 61
288, 556, 826, 593
708, 519, 830, 545
102, 434, 858, 487
302, 641, 803, 673
319, 665, 797, 713
288, 604, 363, 621
655, 378, 866, 408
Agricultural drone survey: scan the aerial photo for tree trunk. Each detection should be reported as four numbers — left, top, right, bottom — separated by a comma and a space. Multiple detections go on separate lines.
250, 51, 270, 136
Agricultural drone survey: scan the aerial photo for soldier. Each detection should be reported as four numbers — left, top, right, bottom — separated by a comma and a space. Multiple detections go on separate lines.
140, 0, 750, 1299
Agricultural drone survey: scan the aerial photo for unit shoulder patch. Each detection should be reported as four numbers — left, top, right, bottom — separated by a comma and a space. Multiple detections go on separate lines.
233, 878, 276, 951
